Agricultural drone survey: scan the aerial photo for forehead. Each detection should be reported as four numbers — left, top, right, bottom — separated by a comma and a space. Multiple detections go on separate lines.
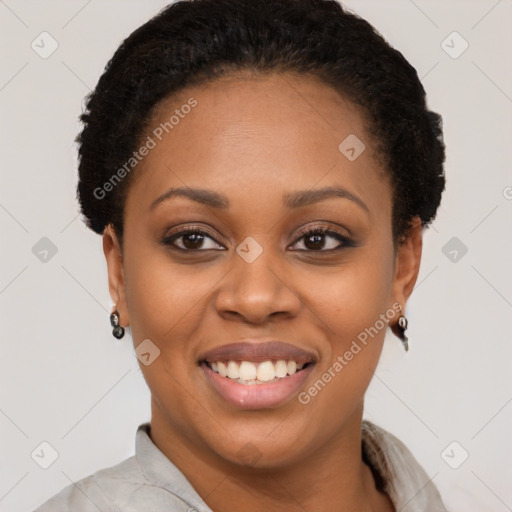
126, 71, 391, 220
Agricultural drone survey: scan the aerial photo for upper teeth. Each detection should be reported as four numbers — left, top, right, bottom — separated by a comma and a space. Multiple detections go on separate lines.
210, 359, 305, 383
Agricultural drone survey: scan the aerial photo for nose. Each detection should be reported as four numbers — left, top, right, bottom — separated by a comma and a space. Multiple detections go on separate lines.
214, 249, 302, 325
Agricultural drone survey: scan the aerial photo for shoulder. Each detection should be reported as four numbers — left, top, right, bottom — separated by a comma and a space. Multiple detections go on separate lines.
361, 420, 449, 512
33, 455, 140, 512
33, 424, 208, 512
33, 455, 196, 512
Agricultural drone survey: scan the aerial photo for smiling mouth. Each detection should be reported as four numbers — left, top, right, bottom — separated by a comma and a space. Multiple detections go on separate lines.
203, 359, 313, 385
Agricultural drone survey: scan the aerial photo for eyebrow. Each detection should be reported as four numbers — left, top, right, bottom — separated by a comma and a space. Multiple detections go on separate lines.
150, 185, 369, 213
283, 186, 369, 213
150, 187, 230, 210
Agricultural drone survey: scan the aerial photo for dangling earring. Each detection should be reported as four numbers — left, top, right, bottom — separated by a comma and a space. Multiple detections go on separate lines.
110, 308, 125, 339
391, 305, 409, 351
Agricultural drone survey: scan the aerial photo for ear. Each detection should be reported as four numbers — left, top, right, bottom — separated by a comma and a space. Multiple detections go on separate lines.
391, 216, 423, 310
103, 224, 130, 327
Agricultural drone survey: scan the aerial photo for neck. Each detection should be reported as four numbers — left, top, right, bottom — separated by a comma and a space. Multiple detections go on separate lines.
150, 401, 394, 512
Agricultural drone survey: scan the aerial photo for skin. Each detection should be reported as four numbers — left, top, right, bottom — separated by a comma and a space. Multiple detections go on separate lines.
103, 71, 422, 512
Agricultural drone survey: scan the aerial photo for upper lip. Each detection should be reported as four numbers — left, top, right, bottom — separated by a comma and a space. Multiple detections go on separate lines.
199, 340, 317, 364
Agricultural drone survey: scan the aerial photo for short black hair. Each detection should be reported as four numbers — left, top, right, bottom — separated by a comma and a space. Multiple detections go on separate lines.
76, 0, 445, 244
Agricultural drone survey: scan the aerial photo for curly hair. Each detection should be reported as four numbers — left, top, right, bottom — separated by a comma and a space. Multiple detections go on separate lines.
76, 0, 445, 244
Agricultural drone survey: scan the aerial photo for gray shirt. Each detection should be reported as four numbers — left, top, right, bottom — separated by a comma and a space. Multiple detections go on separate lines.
33, 421, 448, 511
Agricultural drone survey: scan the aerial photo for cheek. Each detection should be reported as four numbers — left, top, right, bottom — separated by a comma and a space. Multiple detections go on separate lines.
308, 246, 395, 347
122, 245, 221, 427
298, 243, 395, 406
123, 240, 223, 366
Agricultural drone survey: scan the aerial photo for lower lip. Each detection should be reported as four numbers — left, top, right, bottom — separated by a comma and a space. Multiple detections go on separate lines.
200, 362, 314, 409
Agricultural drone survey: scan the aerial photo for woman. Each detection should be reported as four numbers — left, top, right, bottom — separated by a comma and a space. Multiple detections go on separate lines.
34, 0, 447, 510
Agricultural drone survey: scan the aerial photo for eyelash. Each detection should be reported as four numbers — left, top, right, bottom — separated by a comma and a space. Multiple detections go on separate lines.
161, 225, 354, 253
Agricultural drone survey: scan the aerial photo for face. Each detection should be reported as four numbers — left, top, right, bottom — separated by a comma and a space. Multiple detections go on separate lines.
104, 71, 421, 469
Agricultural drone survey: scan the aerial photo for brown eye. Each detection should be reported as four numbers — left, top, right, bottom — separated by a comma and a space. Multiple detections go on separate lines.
181, 232, 206, 250
162, 229, 224, 251
290, 228, 353, 252
304, 232, 327, 250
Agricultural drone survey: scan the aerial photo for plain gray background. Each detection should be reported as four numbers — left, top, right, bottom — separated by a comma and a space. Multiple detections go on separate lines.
1, 1, 511, 511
